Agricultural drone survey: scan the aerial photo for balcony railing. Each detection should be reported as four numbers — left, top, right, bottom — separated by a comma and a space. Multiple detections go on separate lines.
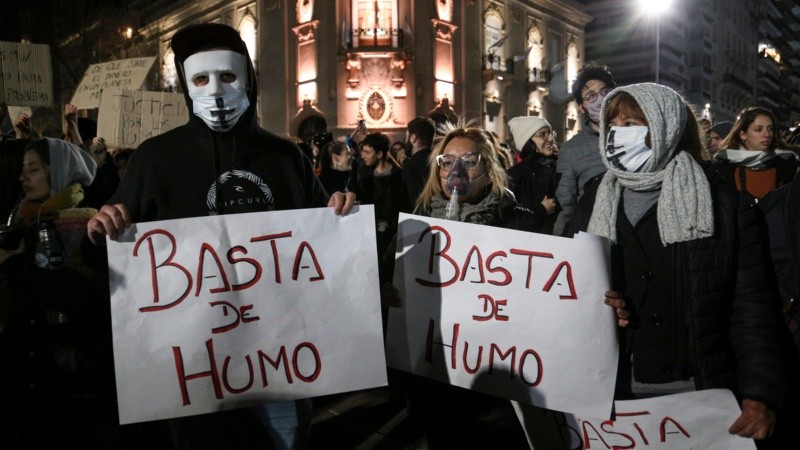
482, 53, 514, 75
526, 67, 550, 85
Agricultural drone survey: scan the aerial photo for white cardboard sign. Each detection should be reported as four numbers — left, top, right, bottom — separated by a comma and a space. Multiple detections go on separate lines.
0, 41, 53, 107
70, 56, 156, 109
107, 206, 388, 424
97, 89, 189, 148
385, 214, 618, 419
514, 389, 756, 449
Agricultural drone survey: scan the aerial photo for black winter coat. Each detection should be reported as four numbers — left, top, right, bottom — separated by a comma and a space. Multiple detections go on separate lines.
572, 165, 787, 410
507, 153, 560, 234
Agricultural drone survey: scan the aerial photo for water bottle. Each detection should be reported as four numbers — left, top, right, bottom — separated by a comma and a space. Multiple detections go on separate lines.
34, 221, 65, 270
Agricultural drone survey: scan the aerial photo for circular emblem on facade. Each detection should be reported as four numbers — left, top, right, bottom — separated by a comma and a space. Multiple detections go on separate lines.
359, 88, 393, 125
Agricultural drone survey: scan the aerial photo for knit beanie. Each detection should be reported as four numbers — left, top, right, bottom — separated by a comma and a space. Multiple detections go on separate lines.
508, 116, 550, 151
708, 121, 733, 139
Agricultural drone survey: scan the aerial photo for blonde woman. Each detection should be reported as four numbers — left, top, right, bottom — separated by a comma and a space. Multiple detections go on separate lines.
413, 121, 535, 229
403, 121, 534, 449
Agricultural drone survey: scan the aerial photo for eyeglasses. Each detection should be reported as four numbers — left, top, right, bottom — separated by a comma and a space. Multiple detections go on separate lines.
533, 130, 557, 140
582, 87, 612, 104
436, 153, 482, 171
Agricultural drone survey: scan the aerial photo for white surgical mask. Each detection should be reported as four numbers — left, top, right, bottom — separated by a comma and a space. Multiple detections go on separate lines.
605, 126, 653, 172
183, 50, 250, 132
585, 98, 604, 124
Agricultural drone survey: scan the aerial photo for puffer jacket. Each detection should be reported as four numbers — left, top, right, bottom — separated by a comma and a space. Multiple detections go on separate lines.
573, 165, 787, 411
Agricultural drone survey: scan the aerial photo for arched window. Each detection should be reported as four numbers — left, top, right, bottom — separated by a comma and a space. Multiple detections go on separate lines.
239, 13, 257, 65
484, 9, 505, 70
161, 49, 177, 90
527, 27, 543, 82
354, 0, 397, 47
566, 42, 579, 93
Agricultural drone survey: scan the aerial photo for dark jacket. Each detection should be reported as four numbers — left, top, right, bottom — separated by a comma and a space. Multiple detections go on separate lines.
507, 153, 560, 234
400, 147, 431, 213
572, 165, 787, 411
401, 189, 535, 449
714, 157, 799, 307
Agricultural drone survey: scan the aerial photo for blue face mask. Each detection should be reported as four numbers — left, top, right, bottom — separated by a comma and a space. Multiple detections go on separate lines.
605, 126, 653, 172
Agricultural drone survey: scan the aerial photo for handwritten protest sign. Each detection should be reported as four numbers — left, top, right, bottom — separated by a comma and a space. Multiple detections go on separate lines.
70, 56, 156, 109
107, 207, 387, 424
97, 89, 188, 148
7, 106, 32, 121
0, 41, 53, 107
385, 214, 618, 419
513, 389, 756, 449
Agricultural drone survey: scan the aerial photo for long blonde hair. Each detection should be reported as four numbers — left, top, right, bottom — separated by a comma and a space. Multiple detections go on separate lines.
415, 120, 510, 213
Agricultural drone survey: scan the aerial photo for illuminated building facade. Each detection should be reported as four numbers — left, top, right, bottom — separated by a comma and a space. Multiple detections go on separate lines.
129, 0, 591, 144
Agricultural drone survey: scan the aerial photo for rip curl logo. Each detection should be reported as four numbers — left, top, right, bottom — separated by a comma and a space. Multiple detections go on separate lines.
206, 169, 275, 215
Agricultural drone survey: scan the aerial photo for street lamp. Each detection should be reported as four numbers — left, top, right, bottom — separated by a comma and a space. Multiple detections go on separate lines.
638, 0, 673, 84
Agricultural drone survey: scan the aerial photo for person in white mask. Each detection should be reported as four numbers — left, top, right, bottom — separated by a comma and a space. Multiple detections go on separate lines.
570, 83, 789, 446
87, 23, 357, 450
553, 63, 617, 236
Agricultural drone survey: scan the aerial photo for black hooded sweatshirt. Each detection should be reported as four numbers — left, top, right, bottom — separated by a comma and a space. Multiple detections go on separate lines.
109, 26, 327, 222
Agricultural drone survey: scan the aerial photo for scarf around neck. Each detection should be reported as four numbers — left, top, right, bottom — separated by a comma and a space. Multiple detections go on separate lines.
588, 83, 714, 246
13, 183, 85, 227
714, 148, 799, 170
428, 190, 502, 225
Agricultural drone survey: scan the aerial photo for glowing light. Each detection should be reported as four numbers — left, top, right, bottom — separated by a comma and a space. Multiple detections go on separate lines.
638, 0, 672, 15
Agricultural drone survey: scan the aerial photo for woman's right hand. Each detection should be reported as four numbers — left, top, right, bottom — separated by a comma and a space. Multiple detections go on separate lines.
604, 290, 630, 327
541, 196, 557, 215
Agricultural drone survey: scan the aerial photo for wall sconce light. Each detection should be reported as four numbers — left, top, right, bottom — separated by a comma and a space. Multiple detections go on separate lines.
124, 27, 134, 40
567, 113, 577, 129
486, 98, 502, 122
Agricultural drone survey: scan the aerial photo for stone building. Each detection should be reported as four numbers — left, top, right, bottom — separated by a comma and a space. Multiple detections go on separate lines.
115, 0, 590, 144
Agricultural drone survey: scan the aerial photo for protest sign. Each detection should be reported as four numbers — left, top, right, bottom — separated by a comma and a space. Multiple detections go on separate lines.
7, 106, 32, 121
70, 56, 156, 109
385, 214, 618, 419
0, 41, 53, 107
514, 389, 756, 449
107, 206, 387, 424
97, 89, 189, 148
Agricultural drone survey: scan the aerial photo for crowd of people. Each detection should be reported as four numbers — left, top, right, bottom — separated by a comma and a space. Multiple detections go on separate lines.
1, 21, 799, 450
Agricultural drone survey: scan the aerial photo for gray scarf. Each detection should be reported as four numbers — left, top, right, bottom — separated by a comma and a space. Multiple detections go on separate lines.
588, 83, 714, 246
429, 191, 502, 225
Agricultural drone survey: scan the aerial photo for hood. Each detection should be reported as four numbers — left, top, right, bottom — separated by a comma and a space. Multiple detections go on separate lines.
171, 23, 258, 134
598, 83, 687, 173
44, 137, 97, 194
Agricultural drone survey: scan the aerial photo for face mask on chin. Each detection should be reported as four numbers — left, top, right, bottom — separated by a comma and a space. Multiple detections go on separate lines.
183, 50, 250, 132
605, 126, 653, 172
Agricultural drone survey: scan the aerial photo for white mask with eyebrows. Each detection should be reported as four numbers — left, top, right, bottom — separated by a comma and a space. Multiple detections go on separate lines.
183, 50, 250, 132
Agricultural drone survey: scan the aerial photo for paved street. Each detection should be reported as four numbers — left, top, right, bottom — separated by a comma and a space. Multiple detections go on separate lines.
310, 387, 426, 449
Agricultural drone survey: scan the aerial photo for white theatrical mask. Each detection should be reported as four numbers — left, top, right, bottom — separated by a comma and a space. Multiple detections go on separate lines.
183, 50, 250, 132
